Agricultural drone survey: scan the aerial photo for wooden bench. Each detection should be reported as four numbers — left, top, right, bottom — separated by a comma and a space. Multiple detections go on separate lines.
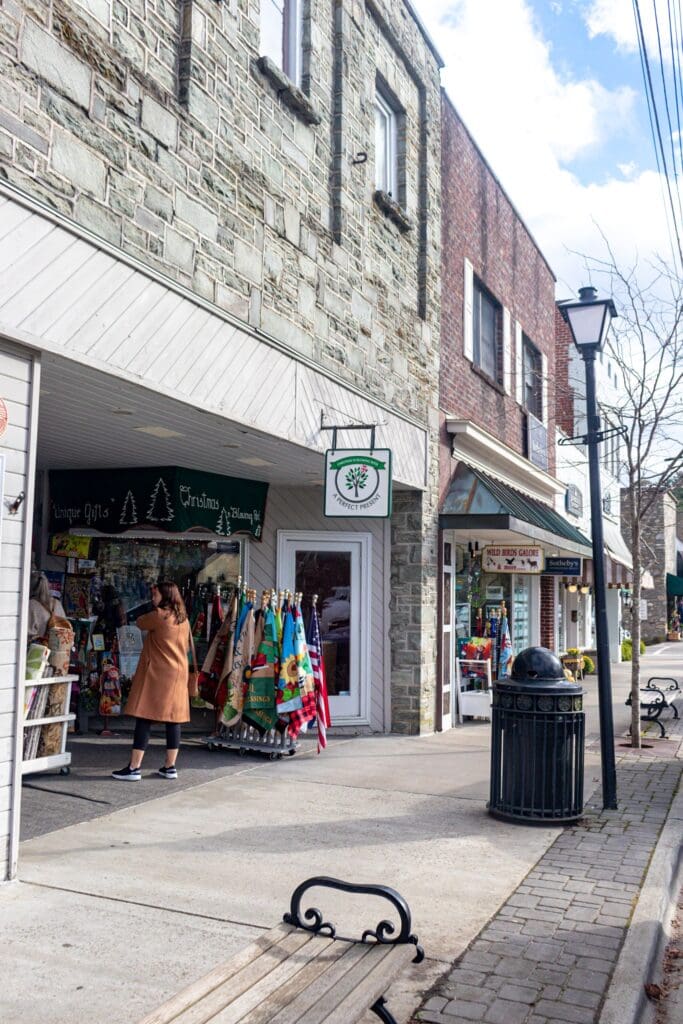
626, 677, 681, 737
137, 876, 424, 1024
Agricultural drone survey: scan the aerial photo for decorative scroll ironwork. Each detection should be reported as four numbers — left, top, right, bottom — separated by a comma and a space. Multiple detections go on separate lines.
283, 876, 424, 962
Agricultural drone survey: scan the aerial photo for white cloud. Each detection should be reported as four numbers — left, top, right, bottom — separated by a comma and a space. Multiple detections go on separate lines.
413, 0, 676, 291
617, 161, 637, 177
581, 0, 640, 52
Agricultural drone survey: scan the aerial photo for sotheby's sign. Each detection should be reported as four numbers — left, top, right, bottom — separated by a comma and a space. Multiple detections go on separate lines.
324, 449, 392, 518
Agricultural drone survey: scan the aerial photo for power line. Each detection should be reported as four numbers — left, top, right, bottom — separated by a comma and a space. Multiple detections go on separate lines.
652, 0, 683, 228
631, 0, 683, 271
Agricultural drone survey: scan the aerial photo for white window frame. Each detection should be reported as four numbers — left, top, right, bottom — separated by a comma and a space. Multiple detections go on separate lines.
261, 0, 303, 87
375, 88, 398, 198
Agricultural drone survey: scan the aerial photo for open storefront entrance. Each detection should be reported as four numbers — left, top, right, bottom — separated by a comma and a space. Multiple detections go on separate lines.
14, 350, 390, 847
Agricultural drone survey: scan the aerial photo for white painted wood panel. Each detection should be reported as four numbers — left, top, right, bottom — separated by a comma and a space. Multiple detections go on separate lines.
0, 191, 428, 490
0, 339, 37, 881
249, 486, 387, 731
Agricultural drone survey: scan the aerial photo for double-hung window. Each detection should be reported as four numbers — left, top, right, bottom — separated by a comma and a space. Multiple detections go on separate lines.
473, 279, 502, 384
375, 88, 398, 198
261, 0, 303, 87
522, 334, 543, 419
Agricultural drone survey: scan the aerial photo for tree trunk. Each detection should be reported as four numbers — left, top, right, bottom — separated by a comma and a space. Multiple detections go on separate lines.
630, 515, 642, 747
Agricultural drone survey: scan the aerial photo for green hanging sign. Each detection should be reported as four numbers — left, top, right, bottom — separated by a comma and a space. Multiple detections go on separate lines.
49, 466, 268, 540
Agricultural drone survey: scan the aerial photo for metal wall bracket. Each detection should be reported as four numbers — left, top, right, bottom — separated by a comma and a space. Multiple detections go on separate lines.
320, 411, 385, 452
558, 425, 627, 447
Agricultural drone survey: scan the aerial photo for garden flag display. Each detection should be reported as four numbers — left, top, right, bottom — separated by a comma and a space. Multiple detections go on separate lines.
307, 604, 331, 751
498, 614, 513, 679
243, 609, 279, 732
276, 610, 303, 714
193, 586, 330, 753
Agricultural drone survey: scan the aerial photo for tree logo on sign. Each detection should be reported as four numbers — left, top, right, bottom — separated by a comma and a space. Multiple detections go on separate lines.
330, 455, 384, 505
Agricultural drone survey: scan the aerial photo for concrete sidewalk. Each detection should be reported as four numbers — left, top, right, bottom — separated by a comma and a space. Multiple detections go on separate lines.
1, 647, 681, 1024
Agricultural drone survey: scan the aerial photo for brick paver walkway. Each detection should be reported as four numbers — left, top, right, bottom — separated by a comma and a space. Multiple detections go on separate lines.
414, 720, 683, 1024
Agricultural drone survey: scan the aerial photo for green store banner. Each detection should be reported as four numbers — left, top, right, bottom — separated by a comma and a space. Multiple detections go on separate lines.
49, 466, 268, 540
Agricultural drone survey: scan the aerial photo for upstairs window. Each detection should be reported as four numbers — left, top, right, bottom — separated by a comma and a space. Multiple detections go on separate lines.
473, 279, 502, 384
375, 87, 398, 198
522, 334, 543, 420
261, 0, 303, 86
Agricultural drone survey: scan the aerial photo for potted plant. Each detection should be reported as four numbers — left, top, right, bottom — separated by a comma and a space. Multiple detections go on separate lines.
667, 613, 681, 642
561, 648, 585, 678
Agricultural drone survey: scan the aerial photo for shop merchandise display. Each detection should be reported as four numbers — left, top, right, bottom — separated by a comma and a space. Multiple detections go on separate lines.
198, 584, 331, 756
23, 625, 77, 773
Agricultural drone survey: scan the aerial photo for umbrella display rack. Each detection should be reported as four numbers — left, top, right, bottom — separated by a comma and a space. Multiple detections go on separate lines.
203, 723, 298, 760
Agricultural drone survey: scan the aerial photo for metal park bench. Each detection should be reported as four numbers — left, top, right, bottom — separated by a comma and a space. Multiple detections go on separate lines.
136, 877, 424, 1024
626, 677, 681, 737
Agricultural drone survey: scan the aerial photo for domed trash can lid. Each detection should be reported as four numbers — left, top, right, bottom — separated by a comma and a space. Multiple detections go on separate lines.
498, 646, 583, 695
511, 646, 565, 682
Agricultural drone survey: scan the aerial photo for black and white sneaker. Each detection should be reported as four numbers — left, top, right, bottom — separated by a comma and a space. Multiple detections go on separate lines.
111, 765, 141, 781
158, 765, 178, 780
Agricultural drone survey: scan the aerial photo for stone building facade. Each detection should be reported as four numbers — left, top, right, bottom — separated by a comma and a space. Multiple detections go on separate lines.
0, 0, 443, 880
621, 489, 678, 642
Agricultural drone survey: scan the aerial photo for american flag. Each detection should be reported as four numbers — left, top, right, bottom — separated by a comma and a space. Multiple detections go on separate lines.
306, 604, 331, 752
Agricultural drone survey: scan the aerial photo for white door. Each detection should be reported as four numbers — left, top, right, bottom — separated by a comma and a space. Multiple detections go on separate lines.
277, 532, 371, 723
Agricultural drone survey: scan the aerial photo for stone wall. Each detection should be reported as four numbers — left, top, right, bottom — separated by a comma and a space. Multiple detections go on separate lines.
0, 0, 443, 734
0, 0, 441, 425
621, 489, 678, 640
389, 480, 439, 734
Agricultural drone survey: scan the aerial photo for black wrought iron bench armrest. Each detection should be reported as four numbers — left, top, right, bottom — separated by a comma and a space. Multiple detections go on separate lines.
136, 876, 423, 1024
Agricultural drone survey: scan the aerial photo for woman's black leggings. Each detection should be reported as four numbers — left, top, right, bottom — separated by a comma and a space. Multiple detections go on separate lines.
133, 718, 181, 751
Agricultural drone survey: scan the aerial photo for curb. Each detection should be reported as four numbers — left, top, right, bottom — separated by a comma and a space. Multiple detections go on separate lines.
600, 779, 683, 1024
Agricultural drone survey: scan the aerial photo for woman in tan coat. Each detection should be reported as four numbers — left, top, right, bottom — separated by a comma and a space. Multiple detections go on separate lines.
112, 580, 192, 782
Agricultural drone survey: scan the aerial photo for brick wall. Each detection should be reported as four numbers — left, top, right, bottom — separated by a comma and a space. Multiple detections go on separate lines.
554, 308, 574, 436
540, 574, 555, 650
439, 91, 557, 487
0, 0, 441, 425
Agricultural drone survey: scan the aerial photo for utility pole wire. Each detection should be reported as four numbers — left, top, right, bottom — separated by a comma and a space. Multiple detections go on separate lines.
631, 0, 683, 271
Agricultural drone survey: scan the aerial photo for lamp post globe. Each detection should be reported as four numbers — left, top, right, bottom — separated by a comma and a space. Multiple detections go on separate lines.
560, 286, 619, 811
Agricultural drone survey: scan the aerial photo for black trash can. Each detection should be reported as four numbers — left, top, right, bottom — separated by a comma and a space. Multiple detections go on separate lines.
489, 646, 585, 824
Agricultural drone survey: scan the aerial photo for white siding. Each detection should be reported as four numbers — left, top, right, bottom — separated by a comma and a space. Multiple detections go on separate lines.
0, 342, 38, 881
0, 193, 427, 491
249, 487, 387, 732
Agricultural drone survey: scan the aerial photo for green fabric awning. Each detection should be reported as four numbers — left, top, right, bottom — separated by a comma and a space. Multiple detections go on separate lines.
666, 573, 683, 596
440, 463, 593, 556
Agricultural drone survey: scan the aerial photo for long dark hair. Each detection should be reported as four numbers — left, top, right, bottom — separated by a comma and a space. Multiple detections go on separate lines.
156, 579, 187, 624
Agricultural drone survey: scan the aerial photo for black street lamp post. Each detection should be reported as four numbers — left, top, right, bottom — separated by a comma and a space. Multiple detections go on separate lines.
559, 286, 619, 811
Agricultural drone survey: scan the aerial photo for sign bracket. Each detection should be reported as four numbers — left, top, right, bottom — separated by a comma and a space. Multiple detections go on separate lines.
320, 412, 385, 453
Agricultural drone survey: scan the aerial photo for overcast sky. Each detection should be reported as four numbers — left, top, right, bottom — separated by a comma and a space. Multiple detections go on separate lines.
413, 0, 676, 297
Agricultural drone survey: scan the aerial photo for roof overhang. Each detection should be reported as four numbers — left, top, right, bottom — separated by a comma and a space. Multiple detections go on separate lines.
439, 514, 593, 559
439, 463, 593, 559
602, 517, 633, 570
445, 419, 565, 504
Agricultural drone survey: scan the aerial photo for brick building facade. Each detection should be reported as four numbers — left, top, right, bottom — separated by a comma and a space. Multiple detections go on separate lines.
437, 93, 591, 727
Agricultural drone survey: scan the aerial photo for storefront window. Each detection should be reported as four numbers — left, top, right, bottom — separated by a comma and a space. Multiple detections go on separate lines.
87, 537, 243, 619
454, 544, 537, 676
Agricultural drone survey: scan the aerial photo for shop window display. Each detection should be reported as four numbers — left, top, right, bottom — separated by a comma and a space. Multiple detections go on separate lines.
44, 536, 243, 730
454, 545, 534, 681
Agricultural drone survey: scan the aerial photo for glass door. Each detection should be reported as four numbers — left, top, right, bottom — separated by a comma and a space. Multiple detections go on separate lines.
512, 574, 531, 652
277, 532, 370, 722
